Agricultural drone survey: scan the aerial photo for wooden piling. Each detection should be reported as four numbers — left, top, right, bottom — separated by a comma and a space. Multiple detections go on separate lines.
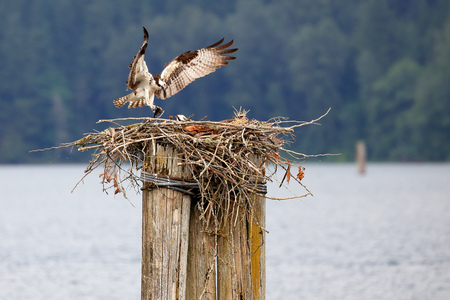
185, 201, 217, 299
216, 159, 266, 299
356, 140, 367, 174
142, 143, 266, 299
249, 193, 266, 299
216, 194, 266, 299
141, 143, 192, 300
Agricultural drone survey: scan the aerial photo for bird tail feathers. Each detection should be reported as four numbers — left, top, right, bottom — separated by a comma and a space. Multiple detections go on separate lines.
128, 98, 146, 108
114, 93, 148, 109
113, 95, 130, 108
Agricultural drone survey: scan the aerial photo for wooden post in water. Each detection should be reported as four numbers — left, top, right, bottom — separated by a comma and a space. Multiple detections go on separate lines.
356, 140, 367, 174
142, 143, 266, 299
249, 192, 266, 298
216, 156, 266, 299
216, 193, 265, 299
141, 143, 192, 300
185, 201, 217, 299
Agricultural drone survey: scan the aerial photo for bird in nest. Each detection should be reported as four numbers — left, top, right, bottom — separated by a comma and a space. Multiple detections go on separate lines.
113, 27, 238, 117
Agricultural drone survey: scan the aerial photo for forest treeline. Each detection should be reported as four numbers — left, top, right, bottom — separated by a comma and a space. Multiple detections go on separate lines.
1, 0, 449, 163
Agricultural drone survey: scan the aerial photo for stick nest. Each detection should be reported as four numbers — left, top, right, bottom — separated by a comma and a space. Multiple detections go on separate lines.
36, 109, 329, 225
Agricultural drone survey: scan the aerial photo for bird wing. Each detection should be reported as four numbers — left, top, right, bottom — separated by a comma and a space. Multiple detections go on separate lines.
155, 38, 238, 99
126, 27, 149, 90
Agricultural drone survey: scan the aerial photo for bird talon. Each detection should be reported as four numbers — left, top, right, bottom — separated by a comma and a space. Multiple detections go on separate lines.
152, 106, 164, 118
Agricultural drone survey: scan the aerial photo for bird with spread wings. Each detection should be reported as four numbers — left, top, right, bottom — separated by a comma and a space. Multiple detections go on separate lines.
113, 27, 238, 117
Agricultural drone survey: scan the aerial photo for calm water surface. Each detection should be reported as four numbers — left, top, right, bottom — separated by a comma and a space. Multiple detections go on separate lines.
1, 163, 449, 299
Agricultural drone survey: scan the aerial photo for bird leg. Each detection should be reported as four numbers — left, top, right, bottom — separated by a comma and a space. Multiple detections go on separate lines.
152, 105, 164, 118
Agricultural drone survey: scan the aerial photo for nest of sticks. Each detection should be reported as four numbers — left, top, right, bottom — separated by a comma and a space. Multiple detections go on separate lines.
37, 109, 329, 227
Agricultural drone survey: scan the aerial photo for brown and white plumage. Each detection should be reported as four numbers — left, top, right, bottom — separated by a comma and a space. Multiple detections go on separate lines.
113, 26, 238, 117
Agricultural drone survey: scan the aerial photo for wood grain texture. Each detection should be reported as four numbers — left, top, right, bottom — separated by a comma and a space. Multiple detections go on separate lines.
141, 143, 191, 300
141, 143, 266, 299
185, 201, 217, 299
217, 195, 265, 300
249, 194, 266, 300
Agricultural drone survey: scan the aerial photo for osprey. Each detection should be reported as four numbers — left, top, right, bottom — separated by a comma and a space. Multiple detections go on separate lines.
113, 27, 238, 117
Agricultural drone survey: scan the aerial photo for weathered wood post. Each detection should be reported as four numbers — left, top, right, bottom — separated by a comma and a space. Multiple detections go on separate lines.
249, 191, 266, 298
216, 193, 266, 299
141, 143, 192, 299
141, 142, 266, 299
185, 200, 217, 299
216, 156, 266, 299
356, 140, 367, 174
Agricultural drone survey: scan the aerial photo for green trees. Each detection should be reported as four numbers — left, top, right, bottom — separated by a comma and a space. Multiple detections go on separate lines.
0, 0, 449, 162
356, 0, 450, 160
366, 58, 421, 160
411, 18, 450, 160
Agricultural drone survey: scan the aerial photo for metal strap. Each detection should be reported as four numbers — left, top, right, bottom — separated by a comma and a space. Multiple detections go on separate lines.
140, 172, 198, 195
140, 171, 267, 195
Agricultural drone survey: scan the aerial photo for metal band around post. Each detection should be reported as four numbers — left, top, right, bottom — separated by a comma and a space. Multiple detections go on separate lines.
140, 172, 198, 196
140, 171, 267, 196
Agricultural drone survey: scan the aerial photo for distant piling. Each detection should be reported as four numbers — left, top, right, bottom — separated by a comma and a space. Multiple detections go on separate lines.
356, 140, 366, 174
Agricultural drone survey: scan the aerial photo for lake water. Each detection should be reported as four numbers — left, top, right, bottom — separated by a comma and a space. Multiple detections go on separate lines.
1, 163, 449, 299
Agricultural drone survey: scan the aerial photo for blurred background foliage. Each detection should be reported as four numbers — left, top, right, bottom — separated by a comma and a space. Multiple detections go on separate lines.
0, 0, 449, 163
